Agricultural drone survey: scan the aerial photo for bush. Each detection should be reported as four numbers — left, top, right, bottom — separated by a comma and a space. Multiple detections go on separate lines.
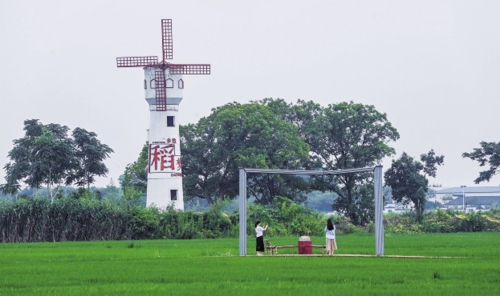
128, 206, 160, 239
422, 209, 500, 233
1, 197, 499, 243
0, 198, 130, 242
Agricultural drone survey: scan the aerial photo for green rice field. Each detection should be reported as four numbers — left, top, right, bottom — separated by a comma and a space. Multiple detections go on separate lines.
0, 232, 499, 295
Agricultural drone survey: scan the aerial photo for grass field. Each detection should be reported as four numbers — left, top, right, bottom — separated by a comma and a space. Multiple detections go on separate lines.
0, 232, 499, 295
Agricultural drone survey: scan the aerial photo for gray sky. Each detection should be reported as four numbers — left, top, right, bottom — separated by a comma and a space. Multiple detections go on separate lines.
1, 0, 499, 189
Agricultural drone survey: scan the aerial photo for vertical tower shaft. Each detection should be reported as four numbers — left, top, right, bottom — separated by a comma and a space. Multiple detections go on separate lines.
144, 67, 184, 210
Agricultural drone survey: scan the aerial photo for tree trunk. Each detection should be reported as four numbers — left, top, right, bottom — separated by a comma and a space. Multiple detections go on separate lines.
48, 166, 53, 203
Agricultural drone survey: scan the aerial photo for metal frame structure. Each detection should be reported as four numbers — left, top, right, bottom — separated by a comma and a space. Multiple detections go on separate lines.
239, 166, 384, 256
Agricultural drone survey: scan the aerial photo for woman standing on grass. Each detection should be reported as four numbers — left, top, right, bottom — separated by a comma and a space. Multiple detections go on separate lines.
255, 221, 268, 256
325, 218, 337, 256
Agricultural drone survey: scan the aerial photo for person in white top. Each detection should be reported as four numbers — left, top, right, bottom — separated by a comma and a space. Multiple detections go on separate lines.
325, 218, 337, 256
255, 221, 268, 256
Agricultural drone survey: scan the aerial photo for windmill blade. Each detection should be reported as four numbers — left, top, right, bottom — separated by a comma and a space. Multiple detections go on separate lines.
155, 71, 167, 111
116, 56, 159, 67
162, 19, 173, 61
169, 64, 211, 75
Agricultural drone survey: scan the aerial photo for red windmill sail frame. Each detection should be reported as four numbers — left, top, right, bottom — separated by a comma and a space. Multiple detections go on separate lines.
155, 71, 167, 111
116, 19, 210, 111
162, 19, 173, 61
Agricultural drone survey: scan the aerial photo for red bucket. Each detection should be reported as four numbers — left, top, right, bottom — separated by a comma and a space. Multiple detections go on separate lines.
298, 239, 312, 254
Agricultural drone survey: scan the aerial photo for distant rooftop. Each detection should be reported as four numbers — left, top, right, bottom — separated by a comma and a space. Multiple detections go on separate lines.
444, 195, 500, 206
434, 186, 500, 195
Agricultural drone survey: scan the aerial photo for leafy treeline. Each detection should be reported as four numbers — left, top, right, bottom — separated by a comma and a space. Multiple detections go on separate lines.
384, 209, 500, 233
1, 120, 113, 202
4, 100, 500, 229
123, 99, 400, 225
121, 99, 500, 225
1, 197, 498, 243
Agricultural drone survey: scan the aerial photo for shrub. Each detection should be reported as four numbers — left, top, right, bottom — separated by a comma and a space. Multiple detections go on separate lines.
1, 197, 499, 243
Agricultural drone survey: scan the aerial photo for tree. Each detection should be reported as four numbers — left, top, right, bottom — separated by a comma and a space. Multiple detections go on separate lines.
257, 99, 400, 225
2, 119, 46, 194
303, 101, 399, 225
2, 120, 74, 201
181, 102, 310, 205
257, 98, 324, 147
384, 150, 444, 223
120, 144, 148, 204
69, 127, 114, 190
2, 119, 113, 202
31, 127, 75, 201
462, 141, 500, 183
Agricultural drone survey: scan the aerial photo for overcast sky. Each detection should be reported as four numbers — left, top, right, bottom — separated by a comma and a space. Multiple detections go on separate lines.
1, 0, 499, 189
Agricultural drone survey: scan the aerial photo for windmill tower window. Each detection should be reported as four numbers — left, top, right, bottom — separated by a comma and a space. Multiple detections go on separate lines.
166, 78, 174, 88
144, 79, 147, 89
167, 116, 175, 127
150, 79, 156, 89
170, 190, 178, 201
178, 79, 184, 89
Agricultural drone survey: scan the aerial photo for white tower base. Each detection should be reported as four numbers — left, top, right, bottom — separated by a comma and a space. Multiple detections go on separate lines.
146, 177, 184, 210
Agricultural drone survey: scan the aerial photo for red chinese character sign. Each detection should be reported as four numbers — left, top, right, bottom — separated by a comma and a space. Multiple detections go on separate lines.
148, 138, 182, 174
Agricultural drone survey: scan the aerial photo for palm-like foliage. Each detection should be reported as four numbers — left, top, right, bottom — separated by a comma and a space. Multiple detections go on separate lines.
1, 119, 113, 200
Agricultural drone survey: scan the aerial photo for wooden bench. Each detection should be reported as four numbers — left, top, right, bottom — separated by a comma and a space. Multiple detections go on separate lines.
265, 240, 327, 255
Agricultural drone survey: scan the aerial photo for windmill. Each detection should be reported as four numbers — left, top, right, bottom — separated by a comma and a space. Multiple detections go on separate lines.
117, 19, 210, 210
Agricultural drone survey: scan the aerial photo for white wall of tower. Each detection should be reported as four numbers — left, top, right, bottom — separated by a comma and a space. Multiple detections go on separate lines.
143, 66, 185, 210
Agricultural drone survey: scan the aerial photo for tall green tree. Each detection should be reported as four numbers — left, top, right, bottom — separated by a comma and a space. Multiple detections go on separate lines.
2, 120, 74, 201
462, 141, 500, 183
68, 128, 114, 190
315, 102, 399, 225
181, 102, 310, 205
384, 150, 444, 223
2, 119, 113, 201
259, 99, 400, 225
32, 128, 75, 201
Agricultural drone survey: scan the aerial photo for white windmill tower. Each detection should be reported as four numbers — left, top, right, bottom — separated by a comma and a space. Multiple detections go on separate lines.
116, 19, 211, 210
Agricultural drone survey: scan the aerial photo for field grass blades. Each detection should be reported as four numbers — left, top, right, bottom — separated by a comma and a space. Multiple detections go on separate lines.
0, 232, 499, 295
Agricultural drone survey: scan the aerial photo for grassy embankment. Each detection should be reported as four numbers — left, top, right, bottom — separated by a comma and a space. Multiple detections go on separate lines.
0, 232, 499, 295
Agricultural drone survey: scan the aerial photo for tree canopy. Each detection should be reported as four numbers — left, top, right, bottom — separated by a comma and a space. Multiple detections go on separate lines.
1, 119, 113, 201
260, 99, 399, 225
384, 150, 444, 222
181, 102, 310, 205
124, 98, 400, 225
463, 141, 500, 183
68, 127, 114, 190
